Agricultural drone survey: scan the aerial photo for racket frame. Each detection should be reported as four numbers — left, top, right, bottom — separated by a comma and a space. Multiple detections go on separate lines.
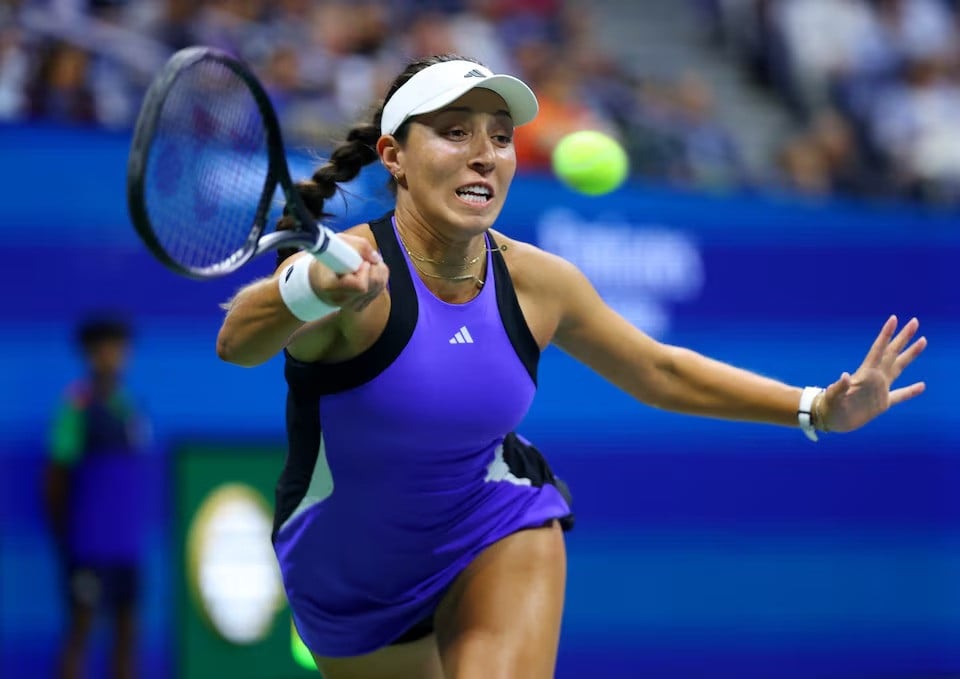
127, 46, 357, 279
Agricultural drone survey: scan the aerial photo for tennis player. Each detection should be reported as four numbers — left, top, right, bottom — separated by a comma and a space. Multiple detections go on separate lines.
216, 55, 927, 679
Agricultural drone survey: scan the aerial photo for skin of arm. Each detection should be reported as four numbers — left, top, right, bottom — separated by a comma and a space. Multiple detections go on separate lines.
216, 227, 388, 367
515, 243, 804, 427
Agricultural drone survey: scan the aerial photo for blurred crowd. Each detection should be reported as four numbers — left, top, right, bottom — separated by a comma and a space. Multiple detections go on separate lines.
3, 0, 960, 204
704, 0, 960, 203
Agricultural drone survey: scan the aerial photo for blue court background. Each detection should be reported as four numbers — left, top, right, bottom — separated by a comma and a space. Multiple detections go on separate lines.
1, 124, 958, 678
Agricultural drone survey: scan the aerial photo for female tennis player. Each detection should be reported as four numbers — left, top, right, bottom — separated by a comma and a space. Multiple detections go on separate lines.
216, 54, 927, 679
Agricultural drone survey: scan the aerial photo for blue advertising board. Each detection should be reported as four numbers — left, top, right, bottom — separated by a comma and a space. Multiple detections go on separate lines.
1, 124, 958, 678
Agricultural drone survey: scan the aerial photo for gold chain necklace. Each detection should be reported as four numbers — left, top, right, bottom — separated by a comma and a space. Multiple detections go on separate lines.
405, 246, 485, 270
408, 257, 486, 289
396, 225, 489, 289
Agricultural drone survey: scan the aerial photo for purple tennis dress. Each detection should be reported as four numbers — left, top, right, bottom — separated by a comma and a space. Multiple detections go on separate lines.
272, 212, 573, 657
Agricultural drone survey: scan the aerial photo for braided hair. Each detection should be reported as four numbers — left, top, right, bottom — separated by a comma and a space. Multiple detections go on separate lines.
275, 54, 485, 265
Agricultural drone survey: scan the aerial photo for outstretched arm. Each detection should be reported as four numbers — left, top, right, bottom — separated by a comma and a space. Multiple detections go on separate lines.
549, 256, 926, 434
216, 232, 387, 367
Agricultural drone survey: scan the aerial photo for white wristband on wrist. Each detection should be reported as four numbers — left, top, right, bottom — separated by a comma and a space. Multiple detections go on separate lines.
278, 255, 340, 322
798, 386, 824, 442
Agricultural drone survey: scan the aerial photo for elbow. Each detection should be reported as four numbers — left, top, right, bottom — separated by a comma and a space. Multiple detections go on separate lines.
215, 332, 235, 364
216, 330, 262, 368
641, 343, 683, 409
215, 331, 240, 365
658, 344, 684, 376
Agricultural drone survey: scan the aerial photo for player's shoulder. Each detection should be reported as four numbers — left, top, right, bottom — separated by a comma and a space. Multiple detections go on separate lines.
341, 220, 386, 248
342, 222, 373, 241
489, 230, 543, 262
490, 229, 581, 288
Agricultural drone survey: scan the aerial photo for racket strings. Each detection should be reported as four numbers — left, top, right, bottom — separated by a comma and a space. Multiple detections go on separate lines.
143, 60, 269, 272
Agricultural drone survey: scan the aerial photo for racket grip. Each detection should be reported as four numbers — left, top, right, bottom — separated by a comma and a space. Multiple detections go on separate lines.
311, 227, 363, 274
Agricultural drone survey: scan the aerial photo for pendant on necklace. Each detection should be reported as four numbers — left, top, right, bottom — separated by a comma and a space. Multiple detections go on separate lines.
475, 278, 485, 290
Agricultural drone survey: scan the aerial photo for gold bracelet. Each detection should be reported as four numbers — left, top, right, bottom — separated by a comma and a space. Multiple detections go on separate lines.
813, 392, 829, 433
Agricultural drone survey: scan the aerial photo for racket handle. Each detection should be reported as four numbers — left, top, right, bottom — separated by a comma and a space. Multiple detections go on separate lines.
311, 227, 363, 274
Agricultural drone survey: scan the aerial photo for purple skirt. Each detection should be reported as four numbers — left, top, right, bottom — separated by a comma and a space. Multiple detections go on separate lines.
273, 435, 573, 657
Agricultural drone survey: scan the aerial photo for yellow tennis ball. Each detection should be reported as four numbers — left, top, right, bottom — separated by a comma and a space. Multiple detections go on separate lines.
551, 130, 629, 196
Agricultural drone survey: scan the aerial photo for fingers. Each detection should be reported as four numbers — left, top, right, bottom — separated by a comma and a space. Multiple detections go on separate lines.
861, 315, 898, 368
353, 261, 388, 312
334, 261, 370, 294
338, 253, 389, 312
878, 317, 924, 382
892, 335, 927, 377
889, 381, 926, 406
308, 235, 389, 312
351, 237, 384, 266
887, 317, 920, 355
825, 371, 852, 403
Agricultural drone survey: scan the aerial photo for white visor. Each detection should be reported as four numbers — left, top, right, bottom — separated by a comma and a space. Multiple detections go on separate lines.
380, 60, 539, 136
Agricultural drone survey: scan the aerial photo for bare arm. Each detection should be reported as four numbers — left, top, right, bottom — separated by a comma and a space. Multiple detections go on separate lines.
216, 233, 388, 367
547, 253, 925, 432
549, 256, 800, 425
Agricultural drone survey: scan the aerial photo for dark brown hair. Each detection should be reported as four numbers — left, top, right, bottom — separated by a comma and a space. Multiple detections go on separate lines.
76, 314, 131, 351
275, 54, 483, 265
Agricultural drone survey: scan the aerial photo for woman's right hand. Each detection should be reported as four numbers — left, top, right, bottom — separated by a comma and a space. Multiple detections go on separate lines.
307, 235, 389, 313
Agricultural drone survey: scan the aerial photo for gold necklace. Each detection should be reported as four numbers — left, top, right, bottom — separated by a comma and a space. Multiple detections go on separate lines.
396, 225, 489, 289
409, 258, 486, 289
405, 246, 485, 270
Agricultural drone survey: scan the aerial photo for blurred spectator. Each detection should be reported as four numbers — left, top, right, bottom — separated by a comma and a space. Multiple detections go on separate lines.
6, 0, 958, 204
138, 0, 197, 52
776, 132, 835, 196
513, 53, 615, 171
663, 72, 748, 189
807, 107, 874, 194
622, 77, 689, 181
874, 0, 958, 65
261, 43, 301, 117
446, 0, 517, 75
772, 0, 881, 115
405, 11, 459, 58
44, 314, 152, 679
775, 108, 876, 197
0, 25, 29, 120
866, 56, 960, 198
26, 40, 96, 124
190, 0, 264, 59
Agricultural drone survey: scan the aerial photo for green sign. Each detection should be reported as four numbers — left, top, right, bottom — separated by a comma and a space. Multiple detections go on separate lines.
175, 443, 318, 678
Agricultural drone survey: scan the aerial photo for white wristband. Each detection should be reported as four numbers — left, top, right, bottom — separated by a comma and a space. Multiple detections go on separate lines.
798, 386, 824, 442
278, 255, 340, 322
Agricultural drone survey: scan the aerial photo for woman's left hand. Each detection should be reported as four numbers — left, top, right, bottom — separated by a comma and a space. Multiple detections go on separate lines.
818, 316, 927, 434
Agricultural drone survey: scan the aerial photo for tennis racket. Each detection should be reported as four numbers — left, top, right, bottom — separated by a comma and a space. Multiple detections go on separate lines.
126, 46, 362, 279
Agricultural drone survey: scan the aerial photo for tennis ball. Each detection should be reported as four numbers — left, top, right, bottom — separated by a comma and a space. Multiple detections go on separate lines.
551, 130, 629, 196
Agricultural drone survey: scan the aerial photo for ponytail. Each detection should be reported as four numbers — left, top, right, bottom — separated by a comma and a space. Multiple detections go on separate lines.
275, 123, 380, 266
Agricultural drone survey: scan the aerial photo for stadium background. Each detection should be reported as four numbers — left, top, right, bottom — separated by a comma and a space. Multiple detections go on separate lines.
1, 1, 958, 678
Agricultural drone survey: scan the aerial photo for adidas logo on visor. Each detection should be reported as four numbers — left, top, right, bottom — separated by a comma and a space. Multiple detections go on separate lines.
463, 69, 485, 78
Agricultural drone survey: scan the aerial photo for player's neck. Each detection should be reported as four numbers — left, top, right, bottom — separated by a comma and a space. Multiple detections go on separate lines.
394, 210, 488, 300
393, 207, 485, 267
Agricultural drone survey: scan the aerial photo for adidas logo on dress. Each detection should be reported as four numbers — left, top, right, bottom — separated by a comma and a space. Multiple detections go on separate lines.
449, 326, 474, 344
